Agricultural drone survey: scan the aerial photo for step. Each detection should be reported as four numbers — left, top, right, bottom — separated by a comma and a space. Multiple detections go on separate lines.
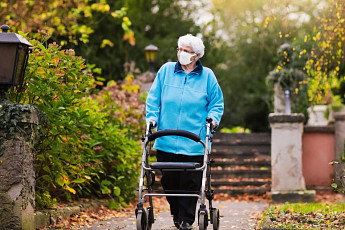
211, 169, 271, 179
211, 180, 271, 187
148, 146, 271, 157
211, 145, 271, 156
211, 165, 270, 170
149, 146, 270, 157
150, 175, 271, 185
212, 132, 271, 146
210, 152, 258, 159
152, 168, 271, 178
211, 160, 271, 167
147, 153, 270, 161
213, 187, 271, 195
151, 179, 272, 192
148, 186, 271, 195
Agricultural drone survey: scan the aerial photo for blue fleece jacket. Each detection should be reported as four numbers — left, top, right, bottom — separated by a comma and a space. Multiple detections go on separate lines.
146, 61, 224, 156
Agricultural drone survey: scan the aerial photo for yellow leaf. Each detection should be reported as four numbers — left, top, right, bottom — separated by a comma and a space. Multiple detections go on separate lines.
84, 175, 91, 180
62, 175, 70, 184
100, 39, 114, 48
107, 80, 117, 87
65, 186, 76, 194
103, 4, 110, 12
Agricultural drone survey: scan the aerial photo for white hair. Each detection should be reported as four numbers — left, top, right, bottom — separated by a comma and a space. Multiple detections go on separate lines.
178, 34, 205, 58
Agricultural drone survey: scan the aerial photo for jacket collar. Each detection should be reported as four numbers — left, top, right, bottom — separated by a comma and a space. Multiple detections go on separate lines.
174, 60, 203, 75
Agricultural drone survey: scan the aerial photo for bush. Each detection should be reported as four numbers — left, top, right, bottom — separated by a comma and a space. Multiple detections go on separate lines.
220, 127, 251, 134
9, 32, 145, 209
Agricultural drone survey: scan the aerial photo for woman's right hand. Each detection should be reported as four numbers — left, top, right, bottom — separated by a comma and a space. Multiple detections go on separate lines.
147, 120, 157, 128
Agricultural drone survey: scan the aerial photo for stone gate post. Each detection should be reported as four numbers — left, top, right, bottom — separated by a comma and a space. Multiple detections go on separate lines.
0, 103, 40, 230
334, 112, 345, 188
269, 113, 315, 202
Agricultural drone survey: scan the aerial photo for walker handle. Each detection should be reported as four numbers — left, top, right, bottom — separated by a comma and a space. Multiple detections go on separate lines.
147, 129, 201, 142
206, 117, 215, 134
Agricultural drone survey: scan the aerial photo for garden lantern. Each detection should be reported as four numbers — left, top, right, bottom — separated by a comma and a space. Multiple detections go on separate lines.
144, 43, 159, 72
0, 24, 32, 95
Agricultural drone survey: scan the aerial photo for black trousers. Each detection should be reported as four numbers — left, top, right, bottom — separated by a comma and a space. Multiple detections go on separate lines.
156, 150, 204, 225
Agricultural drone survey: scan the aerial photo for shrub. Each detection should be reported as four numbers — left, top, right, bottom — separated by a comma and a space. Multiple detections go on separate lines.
9, 32, 145, 209
220, 127, 251, 134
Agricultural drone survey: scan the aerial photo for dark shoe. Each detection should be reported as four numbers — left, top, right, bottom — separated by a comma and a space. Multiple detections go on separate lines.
179, 221, 192, 230
173, 216, 180, 228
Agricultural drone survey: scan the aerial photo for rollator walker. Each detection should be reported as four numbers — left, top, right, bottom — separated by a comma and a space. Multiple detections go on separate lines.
135, 118, 220, 230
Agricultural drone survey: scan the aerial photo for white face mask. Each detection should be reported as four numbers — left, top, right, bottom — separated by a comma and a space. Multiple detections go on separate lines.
177, 51, 197, 65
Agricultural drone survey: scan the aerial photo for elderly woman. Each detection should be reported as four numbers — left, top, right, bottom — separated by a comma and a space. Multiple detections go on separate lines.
146, 34, 224, 230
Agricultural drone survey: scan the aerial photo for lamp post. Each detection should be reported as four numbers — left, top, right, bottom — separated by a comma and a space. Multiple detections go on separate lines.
144, 43, 159, 72
0, 24, 32, 100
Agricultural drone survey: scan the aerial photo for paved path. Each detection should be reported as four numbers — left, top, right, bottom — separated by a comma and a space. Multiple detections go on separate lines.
80, 201, 268, 230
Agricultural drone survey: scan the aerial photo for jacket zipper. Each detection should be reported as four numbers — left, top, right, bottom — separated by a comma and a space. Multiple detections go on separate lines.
176, 74, 187, 152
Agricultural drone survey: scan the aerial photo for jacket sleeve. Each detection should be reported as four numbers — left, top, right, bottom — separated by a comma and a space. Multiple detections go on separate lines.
146, 70, 163, 124
207, 73, 224, 126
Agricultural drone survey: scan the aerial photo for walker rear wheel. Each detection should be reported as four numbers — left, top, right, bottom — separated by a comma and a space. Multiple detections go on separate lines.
146, 206, 154, 230
136, 209, 147, 230
212, 208, 220, 230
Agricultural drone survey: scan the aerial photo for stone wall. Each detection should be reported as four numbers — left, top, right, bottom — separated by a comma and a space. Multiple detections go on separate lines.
302, 126, 335, 187
0, 104, 39, 230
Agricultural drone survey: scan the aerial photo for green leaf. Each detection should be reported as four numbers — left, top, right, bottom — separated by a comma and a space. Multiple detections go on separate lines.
42, 175, 52, 182
91, 142, 102, 148
43, 166, 51, 173
101, 179, 112, 186
56, 176, 65, 187
72, 178, 85, 184
37, 43, 46, 51
101, 186, 111, 194
108, 199, 120, 210
331, 183, 338, 189
113, 186, 121, 196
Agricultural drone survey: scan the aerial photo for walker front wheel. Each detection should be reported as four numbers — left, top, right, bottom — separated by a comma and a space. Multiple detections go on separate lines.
198, 211, 208, 230
136, 209, 147, 230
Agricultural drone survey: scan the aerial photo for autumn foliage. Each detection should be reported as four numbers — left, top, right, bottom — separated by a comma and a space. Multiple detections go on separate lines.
0, 0, 135, 45
8, 32, 145, 209
304, 0, 345, 105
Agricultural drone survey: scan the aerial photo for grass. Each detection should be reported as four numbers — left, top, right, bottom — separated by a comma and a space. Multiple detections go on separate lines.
272, 202, 345, 214
263, 202, 345, 229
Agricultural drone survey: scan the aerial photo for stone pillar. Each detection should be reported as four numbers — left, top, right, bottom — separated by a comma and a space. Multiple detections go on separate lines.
0, 103, 40, 230
334, 112, 345, 188
269, 113, 315, 202
136, 71, 156, 93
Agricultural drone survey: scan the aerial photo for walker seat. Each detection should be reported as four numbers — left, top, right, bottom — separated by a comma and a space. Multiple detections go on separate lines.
150, 162, 200, 170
